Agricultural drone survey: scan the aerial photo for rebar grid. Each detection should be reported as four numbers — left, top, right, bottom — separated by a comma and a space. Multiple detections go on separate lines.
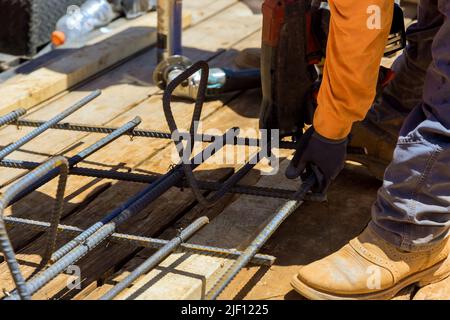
0, 61, 312, 300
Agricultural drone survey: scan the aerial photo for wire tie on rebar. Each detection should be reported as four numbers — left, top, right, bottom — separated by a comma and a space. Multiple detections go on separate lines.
82, 239, 90, 248
176, 227, 185, 241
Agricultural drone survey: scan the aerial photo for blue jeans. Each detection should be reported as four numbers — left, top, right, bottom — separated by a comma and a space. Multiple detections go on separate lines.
368, 0, 450, 252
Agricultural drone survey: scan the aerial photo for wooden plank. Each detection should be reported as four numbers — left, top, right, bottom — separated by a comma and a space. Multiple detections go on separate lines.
0, 3, 261, 299
0, 0, 239, 116
0, 11, 191, 115
183, 0, 238, 24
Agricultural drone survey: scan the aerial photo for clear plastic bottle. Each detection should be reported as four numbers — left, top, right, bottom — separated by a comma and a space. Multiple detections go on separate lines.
52, 0, 116, 47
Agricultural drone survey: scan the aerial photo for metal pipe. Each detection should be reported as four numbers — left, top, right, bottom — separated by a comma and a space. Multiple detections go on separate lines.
205, 176, 316, 300
0, 159, 297, 200
4, 130, 233, 300
100, 216, 209, 300
157, 0, 183, 63
3, 216, 275, 266
7, 117, 141, 206
0, 90, 101, 161
0, 157, 69, 300
0, 109, 26, 128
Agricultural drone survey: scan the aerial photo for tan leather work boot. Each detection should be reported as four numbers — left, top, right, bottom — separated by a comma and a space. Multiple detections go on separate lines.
347, 121, 396, 180
291, 227, 450, 300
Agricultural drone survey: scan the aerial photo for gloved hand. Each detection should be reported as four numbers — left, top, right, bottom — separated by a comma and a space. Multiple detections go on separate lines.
285, 127, 348, 200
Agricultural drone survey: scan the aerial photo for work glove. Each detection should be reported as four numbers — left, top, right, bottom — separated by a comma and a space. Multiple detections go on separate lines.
285, 127, 348, 201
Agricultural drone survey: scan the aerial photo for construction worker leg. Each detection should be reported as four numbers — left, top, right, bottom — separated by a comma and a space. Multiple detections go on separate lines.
364, 0, 444, 141
370, 0, 450, 252
347, 0, 443, 180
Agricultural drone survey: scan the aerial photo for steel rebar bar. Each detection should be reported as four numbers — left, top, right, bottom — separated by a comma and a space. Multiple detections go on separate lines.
100, 216, 208, 300
0, 159, 296, 199
0, 157, 69, 300
40, 158, 69, 267
0, 109, 26, 128
205, 175, 316, 300
15, 119, 172, 140
13, 119, 297, 149
3, 216, 275, 266
0, 90, 101, 160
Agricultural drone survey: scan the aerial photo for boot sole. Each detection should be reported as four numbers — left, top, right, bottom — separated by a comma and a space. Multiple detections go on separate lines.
291, 260, 450, 300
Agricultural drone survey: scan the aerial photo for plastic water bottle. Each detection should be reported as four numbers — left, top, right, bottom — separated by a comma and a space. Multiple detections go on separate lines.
52, 0, 116, 47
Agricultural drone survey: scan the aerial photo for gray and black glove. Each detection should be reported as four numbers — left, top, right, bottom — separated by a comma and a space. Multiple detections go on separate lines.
285, 127, 348, 200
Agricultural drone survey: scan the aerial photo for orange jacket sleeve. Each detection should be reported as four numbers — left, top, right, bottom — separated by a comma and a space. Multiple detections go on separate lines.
313, 0, 394, 140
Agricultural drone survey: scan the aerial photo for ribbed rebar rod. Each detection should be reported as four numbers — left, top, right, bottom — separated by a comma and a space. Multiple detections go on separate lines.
40, 158, 69, 267
0, 109, 26, 128
3, 216, 275, 266
13, 119, 298, 149
0, 90, 100, 160
100, 216, 208, 300
1, 160, 295, 199
205, 175, 316, 300
24, 157, 69, 268
0, 157, 69, 300
0, 159, 296, 199
7, 117, 141, 206
50, 129, 232, 264
16, 119, 173, 140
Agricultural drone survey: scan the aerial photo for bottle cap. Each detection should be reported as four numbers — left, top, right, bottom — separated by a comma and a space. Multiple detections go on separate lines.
51, 31, 66, 46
